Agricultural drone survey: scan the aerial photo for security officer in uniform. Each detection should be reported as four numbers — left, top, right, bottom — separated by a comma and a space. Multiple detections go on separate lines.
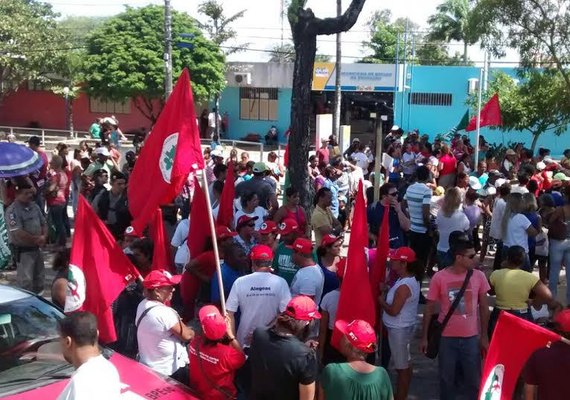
6, 178, 47, 294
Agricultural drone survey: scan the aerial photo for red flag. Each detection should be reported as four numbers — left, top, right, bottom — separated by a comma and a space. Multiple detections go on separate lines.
332, 180, 376, 349
370, 204, 390, 318
129, 69, 204, 233
479, 312, 561, 399
149, 208, 173, 272
216, 161, 235, 227
188, 176, 211, 259
466, 93, 502, 131
70, 196, 140, 343
283, 142, 289, 168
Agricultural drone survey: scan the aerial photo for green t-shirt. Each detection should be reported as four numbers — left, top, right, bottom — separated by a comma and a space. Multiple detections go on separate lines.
272, 242, 317, 286
89, 122, 101, 139
321, 363, 394, 400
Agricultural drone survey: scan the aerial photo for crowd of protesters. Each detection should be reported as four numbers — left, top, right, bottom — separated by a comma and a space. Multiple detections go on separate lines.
2, 122, 570, 400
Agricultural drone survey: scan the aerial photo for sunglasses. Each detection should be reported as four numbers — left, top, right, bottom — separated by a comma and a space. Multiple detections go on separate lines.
247, 223, 256, 228
388, 192, 399, 197
461, 253, 477, 259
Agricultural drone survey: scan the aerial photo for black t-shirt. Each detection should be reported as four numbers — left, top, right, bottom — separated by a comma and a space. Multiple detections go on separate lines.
248, 327, 318, 400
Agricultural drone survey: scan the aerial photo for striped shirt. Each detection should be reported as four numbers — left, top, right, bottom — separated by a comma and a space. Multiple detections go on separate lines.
404, 182, 432, 233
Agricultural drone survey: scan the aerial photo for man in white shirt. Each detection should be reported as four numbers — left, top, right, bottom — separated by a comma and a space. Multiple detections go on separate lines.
290, 238, 324, 305
226, 244, 291, 347
170, 218, 190, 273
57, 312, 121, 400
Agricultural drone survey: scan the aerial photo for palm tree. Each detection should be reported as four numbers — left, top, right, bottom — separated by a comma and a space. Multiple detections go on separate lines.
427, 0, 479, 64
268, 43, 296, 62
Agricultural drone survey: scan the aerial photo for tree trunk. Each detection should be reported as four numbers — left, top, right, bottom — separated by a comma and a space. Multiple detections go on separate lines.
463, 41, 468, 65
530, 132, 541, 152
289, 17, 318, 212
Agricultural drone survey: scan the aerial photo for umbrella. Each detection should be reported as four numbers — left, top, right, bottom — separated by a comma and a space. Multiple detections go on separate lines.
0, 142, 45, 178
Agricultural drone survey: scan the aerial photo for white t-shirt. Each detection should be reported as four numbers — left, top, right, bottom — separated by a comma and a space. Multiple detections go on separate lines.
436, 209, 470, 252
401, 152, 417, 175
351, 152, 370, 170
57, 355, 120, 400
490, 198, 506, 240
135, 299, 189, 376
233, 207, 268, 231
510, 185, 529, 194
320, 289, 340, 330
226, 271, 291, 346
171, 219, 190, 266
504, 213, 532, 252
382, 276, 420, 329
291, 265, 325, 305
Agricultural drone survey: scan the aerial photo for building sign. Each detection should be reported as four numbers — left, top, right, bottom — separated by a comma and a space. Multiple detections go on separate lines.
312, 62, 404, 92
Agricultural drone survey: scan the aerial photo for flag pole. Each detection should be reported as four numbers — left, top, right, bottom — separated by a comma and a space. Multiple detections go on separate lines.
200, 171, 227, 316
474, 65, 484, 171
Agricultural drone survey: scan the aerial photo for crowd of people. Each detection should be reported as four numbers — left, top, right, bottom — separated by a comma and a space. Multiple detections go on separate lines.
2, 123, 570, 400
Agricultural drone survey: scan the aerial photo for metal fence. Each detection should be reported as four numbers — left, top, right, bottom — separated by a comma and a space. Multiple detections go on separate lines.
199, 138, 265, 161
0, 126, 88, 146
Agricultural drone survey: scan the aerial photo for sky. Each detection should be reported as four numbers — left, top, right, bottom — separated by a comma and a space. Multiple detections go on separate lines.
46, 0, 516, 65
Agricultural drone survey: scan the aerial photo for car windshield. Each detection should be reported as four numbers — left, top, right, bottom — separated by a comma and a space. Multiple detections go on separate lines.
0, 293, 73, 396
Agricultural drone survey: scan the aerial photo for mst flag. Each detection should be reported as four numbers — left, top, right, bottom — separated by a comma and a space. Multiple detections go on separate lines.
188, 176, 211, 259
216, 161, 235, 228
129, 68, 204, 233
332, 180, 376, 350
466, 94, 502, 132
70, 196, 140, 343
150, 208, 173, 272
479, 311, 561, 400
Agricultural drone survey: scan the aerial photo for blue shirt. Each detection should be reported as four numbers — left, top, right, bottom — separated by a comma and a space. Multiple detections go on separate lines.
324, 179, 339, 218
367, 202, 406, 248
210, 262, 242, 303
319, 261, 340, 299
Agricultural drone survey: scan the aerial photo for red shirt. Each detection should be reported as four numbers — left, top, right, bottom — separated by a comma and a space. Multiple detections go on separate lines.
439, 154, 457, 176
46, 170, 69, 206
188, 337, 246, 400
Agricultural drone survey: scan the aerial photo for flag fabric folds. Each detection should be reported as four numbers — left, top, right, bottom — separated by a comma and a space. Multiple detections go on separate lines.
370, 203, 390, 319
216, 161, 235, 228
128, 68, 204, 233
70, 196, 140, 343
454, 110, 470, 132
188, 176, 211, 260
150, 207, 173, 272
332, 180, 376, 349
466, 93, 502, 132
479, 311, 561, 400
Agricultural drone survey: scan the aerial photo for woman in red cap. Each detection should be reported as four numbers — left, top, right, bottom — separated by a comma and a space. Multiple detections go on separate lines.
188, 305, 246, 400
319, 319, 393, 400
378, 246, 422, 400
316, 234, 344, 298
135, 269, 195, 384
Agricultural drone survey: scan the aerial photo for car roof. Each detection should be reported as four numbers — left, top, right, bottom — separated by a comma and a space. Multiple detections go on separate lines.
0, 285, 33, 304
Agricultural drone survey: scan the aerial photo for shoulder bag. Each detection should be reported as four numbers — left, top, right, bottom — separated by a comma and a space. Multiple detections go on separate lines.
425, 269, 473, 359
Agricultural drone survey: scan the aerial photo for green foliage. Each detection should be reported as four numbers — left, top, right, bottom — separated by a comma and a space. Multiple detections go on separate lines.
473, 0, 570, 93
0, 0, 66, 97
197, 0, 248, 55
427, 0, 482, 63
82, 5, 225, 120
467, 70, 570, 150
315, 54, 332, 62
269, 43, 296, 62
361, 9, 466, 65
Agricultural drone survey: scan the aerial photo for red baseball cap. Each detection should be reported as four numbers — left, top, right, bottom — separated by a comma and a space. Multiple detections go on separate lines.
389, 247, 417, 262
142, 269, 182, 289
236, 215, 258, 229
320, 234, 342, 247
216, 225, 237, 240
284, 296, 321, 321
198, 305, 227, 340
277, 218, 299, 235
554, 309, 570, 332
335, 319, 377, 353
124, 226, 142, 238
288, 237, 313, 254
259, 220, 277, 235
250, 244, 273, 261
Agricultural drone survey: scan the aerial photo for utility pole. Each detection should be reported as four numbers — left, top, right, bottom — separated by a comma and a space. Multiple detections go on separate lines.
164, 0, 173, 98
333, 0, 342, 138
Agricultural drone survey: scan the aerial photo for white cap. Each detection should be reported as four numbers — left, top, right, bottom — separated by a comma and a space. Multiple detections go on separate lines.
210, 149, 223, 158
95, 147, 110, 156
468, 176, 482, 190
494, 178, 507, 188
536, 161, 546, 171
391, 125, 400, 131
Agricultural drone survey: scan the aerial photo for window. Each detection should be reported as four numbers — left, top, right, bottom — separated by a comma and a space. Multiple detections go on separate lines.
408, 92, 452, 106
27, 80, 50, 91
89, 97, 131, 114
239, 87, 278, 121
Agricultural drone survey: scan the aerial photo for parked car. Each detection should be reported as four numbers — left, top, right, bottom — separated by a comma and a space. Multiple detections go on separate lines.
0, 284, 198, 399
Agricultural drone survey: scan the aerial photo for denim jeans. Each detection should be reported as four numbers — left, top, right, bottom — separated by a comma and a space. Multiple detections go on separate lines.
438, 335, 481, 400
48, 204, 67, 246
549, 238, 570, 304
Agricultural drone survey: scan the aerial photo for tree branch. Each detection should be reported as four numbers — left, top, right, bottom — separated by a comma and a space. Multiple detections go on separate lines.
313, 0, 367, 36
